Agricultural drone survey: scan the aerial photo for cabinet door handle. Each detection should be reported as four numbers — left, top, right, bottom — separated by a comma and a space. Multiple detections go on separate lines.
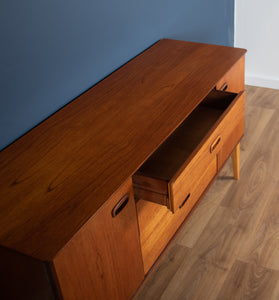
219, 82, 228, 91
179, 193, 190, 209
210, 136, 221, 153
111, 194, 129, 217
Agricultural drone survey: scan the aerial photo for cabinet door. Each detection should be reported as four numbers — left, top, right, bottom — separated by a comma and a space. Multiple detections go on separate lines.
52, 178, 144, 300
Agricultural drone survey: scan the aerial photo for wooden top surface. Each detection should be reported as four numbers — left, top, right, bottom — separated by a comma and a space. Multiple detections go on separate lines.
0, 39, 246, 260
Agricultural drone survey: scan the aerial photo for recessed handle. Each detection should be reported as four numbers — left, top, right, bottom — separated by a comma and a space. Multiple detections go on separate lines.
111, 194, 129, 217
219, 82, 228, 91
179, 193, 190, 209
210, 136, 221, 153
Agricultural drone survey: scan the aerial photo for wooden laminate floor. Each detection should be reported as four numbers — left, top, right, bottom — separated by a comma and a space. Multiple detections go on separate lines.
135, 86, 279, 300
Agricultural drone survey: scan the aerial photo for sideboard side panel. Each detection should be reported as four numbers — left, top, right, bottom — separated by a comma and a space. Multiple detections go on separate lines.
0, 246, 56, 300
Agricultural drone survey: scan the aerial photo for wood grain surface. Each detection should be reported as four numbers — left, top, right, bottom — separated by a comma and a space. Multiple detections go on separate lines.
170, 92, 244, 212
135, 86, 279, 300
216, 56, 245, 93
134, 90, 244, 212
137, 156, 217, 274
0, 39, 246, 260
53, 178, 144, 300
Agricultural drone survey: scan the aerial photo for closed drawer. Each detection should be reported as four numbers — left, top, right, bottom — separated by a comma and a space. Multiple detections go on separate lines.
133, 89, 245, 213
216, 56, 245, 93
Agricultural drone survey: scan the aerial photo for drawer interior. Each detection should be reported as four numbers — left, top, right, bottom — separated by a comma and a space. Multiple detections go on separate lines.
135, 89, 237, 181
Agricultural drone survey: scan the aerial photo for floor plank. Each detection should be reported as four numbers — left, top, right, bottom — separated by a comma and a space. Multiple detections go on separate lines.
216, 260, 279, 300
239, 182, 279, 271
160, 252, 228, 300
175, 195, 219, 248
246, 85, 279, 109
188, 206, 240, 270
135, 244, 191, 300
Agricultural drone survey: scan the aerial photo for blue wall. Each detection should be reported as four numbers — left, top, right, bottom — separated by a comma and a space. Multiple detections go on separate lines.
0, 0, 234, 150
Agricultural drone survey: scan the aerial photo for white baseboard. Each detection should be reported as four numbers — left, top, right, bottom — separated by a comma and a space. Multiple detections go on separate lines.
245, 75, 279, 90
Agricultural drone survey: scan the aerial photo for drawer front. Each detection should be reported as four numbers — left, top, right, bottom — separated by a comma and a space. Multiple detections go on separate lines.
133, 185, 169, 206
215, 93, 245, 169
216, 56, 245, 93
170, 91, 245, 212
169, 156, 217, 213
169, 146, 217, 212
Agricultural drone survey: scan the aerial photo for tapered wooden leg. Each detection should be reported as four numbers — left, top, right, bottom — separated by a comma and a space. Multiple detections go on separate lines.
231, 143, 240, 180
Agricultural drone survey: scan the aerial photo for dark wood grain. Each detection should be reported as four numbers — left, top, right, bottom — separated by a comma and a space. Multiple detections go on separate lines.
0, 39, 246, 261
0, 246, 57, 300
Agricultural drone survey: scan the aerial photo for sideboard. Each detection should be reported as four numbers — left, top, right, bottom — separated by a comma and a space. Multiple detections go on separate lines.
0, 39, 246, 299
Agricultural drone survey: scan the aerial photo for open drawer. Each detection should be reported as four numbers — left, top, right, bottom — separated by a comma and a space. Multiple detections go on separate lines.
133, 89, 245, 213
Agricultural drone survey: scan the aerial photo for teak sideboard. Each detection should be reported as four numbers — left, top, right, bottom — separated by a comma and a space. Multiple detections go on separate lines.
0, 39, 246, 300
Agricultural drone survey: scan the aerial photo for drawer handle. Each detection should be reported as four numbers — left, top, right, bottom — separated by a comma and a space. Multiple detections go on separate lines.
210, 136, 221, 153
179, 193, 190, 209
219, 82, 228, 91
111, 194, 129, 217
